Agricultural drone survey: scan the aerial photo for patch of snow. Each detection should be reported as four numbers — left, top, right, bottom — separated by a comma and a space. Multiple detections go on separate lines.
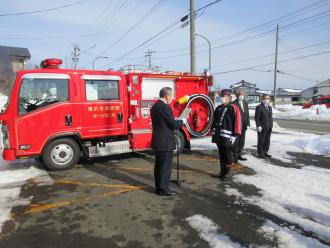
259, 220, 329, 248
274, 104, 330, 121
191, 125, 330, 243
232, 155, 330, 242
0, 160, 51, 231
186, 215, 243, 248
0, 94, 8, 109
292, 134, 330, 156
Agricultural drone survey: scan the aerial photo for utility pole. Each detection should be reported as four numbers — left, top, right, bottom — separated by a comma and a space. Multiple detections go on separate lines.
273, 25, 279, 108
190, 0, 196, 73
145, 50, 155, 70
71, 43, 80, 69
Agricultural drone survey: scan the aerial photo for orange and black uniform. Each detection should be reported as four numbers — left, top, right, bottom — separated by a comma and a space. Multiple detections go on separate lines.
212, 103, 241, 178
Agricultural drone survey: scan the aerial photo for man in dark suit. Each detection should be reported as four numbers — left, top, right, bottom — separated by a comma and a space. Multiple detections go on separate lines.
255, 94, 273, 158
232, 88, 250, 162
150, 87, 184, 196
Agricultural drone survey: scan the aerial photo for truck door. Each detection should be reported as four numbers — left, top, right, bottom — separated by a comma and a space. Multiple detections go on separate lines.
15, 73, 76, 156
80, 75, 128, 138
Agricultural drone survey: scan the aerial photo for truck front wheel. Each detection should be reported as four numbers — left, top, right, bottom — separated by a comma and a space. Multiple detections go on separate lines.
42, 138, 80, 171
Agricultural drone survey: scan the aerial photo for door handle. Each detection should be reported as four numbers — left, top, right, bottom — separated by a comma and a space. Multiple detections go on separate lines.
65, 115, 72, 126
117, 113, 123, 123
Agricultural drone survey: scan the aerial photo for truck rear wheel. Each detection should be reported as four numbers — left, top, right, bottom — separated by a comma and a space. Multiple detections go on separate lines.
42, 138, 80, 171
174, 131, 185, 155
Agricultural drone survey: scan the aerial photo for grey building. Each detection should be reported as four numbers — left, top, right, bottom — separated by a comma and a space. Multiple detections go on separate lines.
302, 79, 330, 99
0, 45, 31, 94
230, 80, 263, 103
276, 88, 302, 103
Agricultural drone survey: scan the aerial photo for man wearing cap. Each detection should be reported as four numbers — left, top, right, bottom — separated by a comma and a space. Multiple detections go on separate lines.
232, 88, 250, 162
211, 89, 242, 181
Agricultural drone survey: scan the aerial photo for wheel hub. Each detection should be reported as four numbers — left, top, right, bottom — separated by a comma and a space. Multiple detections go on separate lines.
51, 144, 74, 165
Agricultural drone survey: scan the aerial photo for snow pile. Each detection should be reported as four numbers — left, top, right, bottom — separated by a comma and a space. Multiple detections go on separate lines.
291, 134, 330, 156
274, 104, 330, 121
0, 94, 8, 109
0, 161, 50, 231
260, 220, 329, 248
191, 127, 330, 245
232, 156, 330, 242
186, 215, 242, 248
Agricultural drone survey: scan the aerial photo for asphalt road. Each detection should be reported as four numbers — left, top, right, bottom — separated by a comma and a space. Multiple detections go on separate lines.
274, 118, 330, 134
0, 149, 329, 248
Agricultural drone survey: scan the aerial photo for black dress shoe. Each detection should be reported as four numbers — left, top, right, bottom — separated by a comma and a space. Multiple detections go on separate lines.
155, 190, 176, 196
264, 153, 272, 158
238, 156, 247, 161
212, 173, 221, 178
258, 154, 266, 158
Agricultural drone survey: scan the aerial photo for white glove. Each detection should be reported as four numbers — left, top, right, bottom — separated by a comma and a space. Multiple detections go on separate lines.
230, 136, 236, 144
181, 118, 187, 124
257, 126, 262, 132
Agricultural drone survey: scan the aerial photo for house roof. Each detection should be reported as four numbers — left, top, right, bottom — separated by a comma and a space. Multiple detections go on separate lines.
256, 90, 273, 95
230, 80, 257, 89
0, 45, 31, 83
0, 46, 31, 59
281, 88, 302, 93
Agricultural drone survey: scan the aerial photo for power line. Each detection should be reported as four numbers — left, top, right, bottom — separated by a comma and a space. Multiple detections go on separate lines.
0, 0, 88, 17
211, 41, 330, 67
153, 9, 330, 60
95, 0, 166, 58
277, 70, 319, 82
156, 0, 330, 53
101, 0, 225, 67
213, 50, 330, 74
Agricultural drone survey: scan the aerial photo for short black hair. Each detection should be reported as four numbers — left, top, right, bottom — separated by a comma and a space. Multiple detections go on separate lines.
262, 94, 270, 99
159, 87, 173, 98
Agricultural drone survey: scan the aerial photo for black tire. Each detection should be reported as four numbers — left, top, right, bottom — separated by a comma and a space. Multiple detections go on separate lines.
42, 138, 80, 171
174, 131, 186, 155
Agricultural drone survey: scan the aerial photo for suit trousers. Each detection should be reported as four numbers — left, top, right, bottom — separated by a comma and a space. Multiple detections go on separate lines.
154, 151, 173, 192
257, 127, 272, 155
233, 128, 246, 160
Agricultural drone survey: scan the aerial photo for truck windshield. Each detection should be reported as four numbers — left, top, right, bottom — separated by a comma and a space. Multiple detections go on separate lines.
18, 78, 69, 115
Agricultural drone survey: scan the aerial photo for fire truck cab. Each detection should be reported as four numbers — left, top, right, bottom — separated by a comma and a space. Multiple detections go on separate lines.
0, 59, 214, 170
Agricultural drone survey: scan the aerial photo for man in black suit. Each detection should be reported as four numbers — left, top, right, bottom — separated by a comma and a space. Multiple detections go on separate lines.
232, 88, 250, 162
150, 87, 184, 196
255, 94, 273, 158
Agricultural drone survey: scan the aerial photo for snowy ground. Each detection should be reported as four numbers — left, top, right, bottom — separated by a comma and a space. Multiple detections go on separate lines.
0, 160, 51, 232
249, 103, 330, 121
189, 123, 330, 247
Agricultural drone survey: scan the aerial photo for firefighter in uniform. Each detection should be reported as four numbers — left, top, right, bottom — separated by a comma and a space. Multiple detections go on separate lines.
212, 89, 242, 180
151, 87, 184, 196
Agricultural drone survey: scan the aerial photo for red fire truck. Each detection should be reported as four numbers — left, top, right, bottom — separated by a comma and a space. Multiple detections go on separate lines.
0, 59, 214, 170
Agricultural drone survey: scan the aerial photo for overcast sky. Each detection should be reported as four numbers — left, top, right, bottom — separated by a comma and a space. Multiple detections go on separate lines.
1, 0, 329, 90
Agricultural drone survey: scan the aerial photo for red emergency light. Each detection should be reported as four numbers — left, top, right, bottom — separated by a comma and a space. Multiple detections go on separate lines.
40, 58, 62, 69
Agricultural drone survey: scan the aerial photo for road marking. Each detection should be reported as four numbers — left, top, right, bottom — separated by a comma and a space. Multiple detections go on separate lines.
19, 188, 142, 215
53, 179, 141, 189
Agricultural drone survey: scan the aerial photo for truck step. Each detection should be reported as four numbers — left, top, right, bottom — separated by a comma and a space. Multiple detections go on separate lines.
88, 141, 131, 158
